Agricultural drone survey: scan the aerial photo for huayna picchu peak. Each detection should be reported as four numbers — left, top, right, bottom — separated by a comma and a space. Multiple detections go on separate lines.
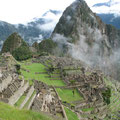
51, 0, 120, 82
0, 0, 120, 120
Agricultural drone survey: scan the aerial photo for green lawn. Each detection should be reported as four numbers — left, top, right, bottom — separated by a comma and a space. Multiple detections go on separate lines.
81, 108, 94, 112
20, 63, 65, 86
56, 88, 83, 103
64, 107, 79, 120
0, 102, 52, 120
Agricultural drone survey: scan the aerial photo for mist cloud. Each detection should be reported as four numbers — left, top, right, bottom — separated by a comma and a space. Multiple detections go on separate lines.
37, 11, 62, 31
90, 0, 120, 16
52, 28, 120, 81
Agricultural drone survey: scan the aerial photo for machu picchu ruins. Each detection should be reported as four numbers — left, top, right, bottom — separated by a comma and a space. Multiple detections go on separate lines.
0, 53, 120, 120
0, 0, 120, 120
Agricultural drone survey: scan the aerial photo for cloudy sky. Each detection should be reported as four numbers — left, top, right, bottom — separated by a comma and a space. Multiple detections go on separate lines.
0, 0, 120, 24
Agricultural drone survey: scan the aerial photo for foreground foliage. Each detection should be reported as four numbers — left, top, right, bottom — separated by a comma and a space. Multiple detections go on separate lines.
0, 102, 52, 120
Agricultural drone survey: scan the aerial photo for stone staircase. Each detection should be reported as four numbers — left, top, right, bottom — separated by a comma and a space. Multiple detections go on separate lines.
0, 71, 29, 106
27, 93, 36, 110
8, 82, 29, 105
20, 85, 35, 109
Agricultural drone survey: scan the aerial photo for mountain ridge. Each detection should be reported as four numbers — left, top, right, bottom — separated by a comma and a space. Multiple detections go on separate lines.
0, 10, 62, 49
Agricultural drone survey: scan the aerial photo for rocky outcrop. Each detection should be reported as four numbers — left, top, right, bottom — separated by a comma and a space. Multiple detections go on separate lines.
51, 0, 117, 56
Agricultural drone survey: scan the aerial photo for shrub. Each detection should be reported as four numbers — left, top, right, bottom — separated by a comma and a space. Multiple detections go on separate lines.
102, 87, 111, 105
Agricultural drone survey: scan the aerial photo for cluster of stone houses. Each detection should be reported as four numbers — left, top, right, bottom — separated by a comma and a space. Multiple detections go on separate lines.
31, 81, 67, 120
0, 54, 110, 119
36, 56, 109, 119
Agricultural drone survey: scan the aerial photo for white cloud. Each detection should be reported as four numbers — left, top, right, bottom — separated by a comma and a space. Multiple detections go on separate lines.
37, 11, 62, 31
37, 21, 56, 31
85, 0, 120, 16
85, 0, 109, 7
0, 0, 75, 24
0, 0, 120, 24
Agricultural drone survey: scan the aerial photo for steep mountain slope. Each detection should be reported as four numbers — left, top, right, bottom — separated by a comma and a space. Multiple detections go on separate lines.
50, 0, 120, 81
1, 32, 32, 60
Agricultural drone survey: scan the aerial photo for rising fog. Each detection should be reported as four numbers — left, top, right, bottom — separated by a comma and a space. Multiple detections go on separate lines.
52, 27, 120, 81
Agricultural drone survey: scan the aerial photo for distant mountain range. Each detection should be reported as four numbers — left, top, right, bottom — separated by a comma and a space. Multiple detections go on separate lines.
0, 2, 120, 50
91, 0, 120, 29
97, 13, 120, 29
0, 10, 62, 49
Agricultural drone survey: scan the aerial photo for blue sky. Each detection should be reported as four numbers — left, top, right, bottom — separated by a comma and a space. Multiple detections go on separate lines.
0, 0, 119, 24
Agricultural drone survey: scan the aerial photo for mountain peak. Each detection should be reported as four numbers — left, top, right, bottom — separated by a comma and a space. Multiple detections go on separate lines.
1, 32, 32, 61
50, 0, 120, 81
1, 32, 24, 53
52, 0, 98, 38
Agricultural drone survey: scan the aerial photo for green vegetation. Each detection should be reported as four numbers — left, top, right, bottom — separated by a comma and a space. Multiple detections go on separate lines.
20, 62, 65, 86
1, 32, 20, 53
0, 102, 52, 120
15, 64, 21, 75
56, 88, 83, 103
64, 107, 79, 120
1, 32, 32, 61
81, 108, 94, 112
12, 43, 32, 61
38, 39, 57, 54
15, 95, 26, 107
104, 77, 120, 112
23, 91, 36, 109
102, 87, 111, 105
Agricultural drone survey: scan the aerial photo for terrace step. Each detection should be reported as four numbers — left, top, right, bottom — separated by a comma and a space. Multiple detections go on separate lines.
8, 82, 29, 106
52, 73, 60, 74
9, 84, 17, 93
35, 72, 48, 74
75, 102, 91, 109
50, 76, 61, 78
20, 85, 34, 109
27, 92, 36, 110
50, 79, 62, 80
